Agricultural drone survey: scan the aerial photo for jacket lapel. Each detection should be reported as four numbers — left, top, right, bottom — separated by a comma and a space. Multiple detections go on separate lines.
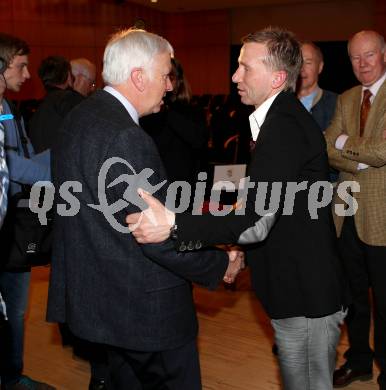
365, 79, 386, 136
347, 87, 362, 136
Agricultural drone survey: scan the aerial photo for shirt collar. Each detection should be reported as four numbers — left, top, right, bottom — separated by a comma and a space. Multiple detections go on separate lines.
103, 86, 139, 125
299, 87, 319, 112
249, 91, 281, 141
363, 71, 386, 100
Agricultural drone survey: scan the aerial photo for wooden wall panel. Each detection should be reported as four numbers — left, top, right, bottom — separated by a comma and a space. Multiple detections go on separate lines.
2, 0, 167, 100
165, 10, 231, 95
374, 0, 386, 38
231, 0, 375, 43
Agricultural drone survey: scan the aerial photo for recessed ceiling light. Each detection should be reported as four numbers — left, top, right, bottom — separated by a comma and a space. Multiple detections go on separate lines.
151, 0, 158, 3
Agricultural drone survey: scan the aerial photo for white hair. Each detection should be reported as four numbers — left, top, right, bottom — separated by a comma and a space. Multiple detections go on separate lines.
71, 58, 96, 79
102, 29, 173, 85
348, 30, 386, 55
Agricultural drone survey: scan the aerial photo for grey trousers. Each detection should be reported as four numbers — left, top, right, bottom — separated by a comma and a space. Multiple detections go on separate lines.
271, 309, 346, 390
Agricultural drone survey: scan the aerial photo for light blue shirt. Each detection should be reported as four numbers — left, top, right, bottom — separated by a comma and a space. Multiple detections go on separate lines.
2, 100, 51, 196
299, 89, 318, 112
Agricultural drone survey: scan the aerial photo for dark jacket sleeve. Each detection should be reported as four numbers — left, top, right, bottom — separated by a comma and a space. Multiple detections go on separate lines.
106, 125, 228, 289
173, 98, 317, 249
141, 240, 228, 290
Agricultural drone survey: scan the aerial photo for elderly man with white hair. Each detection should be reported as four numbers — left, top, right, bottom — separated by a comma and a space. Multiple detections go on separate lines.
47, 29, 243, 390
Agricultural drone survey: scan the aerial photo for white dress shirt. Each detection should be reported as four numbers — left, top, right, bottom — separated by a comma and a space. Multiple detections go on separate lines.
249, 92, 281, 141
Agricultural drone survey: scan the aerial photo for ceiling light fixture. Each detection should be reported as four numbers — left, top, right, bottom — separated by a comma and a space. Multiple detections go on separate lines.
151, 0, 158, 3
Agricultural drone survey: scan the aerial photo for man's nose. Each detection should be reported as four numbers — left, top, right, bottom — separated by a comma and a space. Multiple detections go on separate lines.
23, 67, 31, 79
232, 68, 241, 83
166, 76, 173, 91
359, 57, 367, 67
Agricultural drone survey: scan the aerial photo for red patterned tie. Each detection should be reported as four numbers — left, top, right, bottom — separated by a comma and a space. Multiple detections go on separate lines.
360, 89, 372, 137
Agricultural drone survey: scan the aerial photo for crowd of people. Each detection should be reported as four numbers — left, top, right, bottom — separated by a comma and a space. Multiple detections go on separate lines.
0, 24, 384, 390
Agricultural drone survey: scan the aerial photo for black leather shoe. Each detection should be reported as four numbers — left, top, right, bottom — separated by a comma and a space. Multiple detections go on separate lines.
88, 379, 107, 390
333, 365, 372, 387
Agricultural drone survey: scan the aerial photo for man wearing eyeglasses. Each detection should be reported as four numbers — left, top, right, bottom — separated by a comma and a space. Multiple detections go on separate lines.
70, 58, 96, 97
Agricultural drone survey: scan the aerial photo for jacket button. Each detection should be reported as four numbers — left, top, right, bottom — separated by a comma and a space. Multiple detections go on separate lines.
179, 241, 187, 252
187, 241, 194, 251
195, 241, 202, 250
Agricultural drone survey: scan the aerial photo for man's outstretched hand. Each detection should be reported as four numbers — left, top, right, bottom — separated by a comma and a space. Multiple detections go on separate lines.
224, 249, 245, 283
126, 189, 175, 243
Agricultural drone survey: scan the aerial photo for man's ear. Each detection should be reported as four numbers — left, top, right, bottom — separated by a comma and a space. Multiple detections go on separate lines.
131, 68, 145, 92
272, 70, 287, 89
318, 60, 324, 75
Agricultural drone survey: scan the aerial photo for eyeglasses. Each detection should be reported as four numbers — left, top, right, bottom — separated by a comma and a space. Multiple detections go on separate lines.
82, 74, 96, 88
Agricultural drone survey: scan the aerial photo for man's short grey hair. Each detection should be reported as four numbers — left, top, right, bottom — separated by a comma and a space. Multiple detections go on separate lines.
242, 27, 303, 92
102, 29, 173, 85
301, 41, 324, 62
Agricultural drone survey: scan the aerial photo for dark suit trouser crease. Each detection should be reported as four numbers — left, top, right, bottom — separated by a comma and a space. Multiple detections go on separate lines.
107, 339, 201, 390
338, 216, 386, 373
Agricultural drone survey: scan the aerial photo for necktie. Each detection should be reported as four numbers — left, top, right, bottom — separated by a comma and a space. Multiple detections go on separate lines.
359, 89, 372, 137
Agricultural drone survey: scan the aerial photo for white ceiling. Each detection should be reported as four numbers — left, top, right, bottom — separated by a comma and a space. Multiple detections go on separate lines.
128, 0, 325, 13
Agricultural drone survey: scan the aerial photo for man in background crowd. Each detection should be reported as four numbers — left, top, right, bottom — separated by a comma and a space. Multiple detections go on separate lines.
297, 41, 338, 181
297, 41, 337, 131
325, 30, 386, 390
29, 55, 83, 153
0, 66, 8, 227
70, 58, 96, 97
0, 33, 53, 390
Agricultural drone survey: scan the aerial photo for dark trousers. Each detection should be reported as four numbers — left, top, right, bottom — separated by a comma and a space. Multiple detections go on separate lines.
107, 338, 201, 390
338, 216, 386, 373
59, 324, 109, 381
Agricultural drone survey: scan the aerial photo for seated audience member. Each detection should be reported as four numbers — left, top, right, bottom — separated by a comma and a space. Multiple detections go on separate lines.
325, 30, 386, 390
0, 33, 54, 390
29, 56, 84, 153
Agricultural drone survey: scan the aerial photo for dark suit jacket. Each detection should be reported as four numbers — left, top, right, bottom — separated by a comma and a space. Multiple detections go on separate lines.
140, 101, 207, 186
175, 90, 348, 319
46, 90, 228, 351
29, 87, 84, 153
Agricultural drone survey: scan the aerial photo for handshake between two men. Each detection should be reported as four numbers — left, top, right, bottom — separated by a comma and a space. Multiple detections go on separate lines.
126, 189, 246, 284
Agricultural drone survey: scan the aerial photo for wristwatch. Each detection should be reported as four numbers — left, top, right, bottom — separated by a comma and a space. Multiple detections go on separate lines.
169, 223, 178, 240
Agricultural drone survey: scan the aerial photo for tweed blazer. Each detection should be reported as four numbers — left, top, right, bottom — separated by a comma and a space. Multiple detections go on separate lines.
325, 80, 386, 246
